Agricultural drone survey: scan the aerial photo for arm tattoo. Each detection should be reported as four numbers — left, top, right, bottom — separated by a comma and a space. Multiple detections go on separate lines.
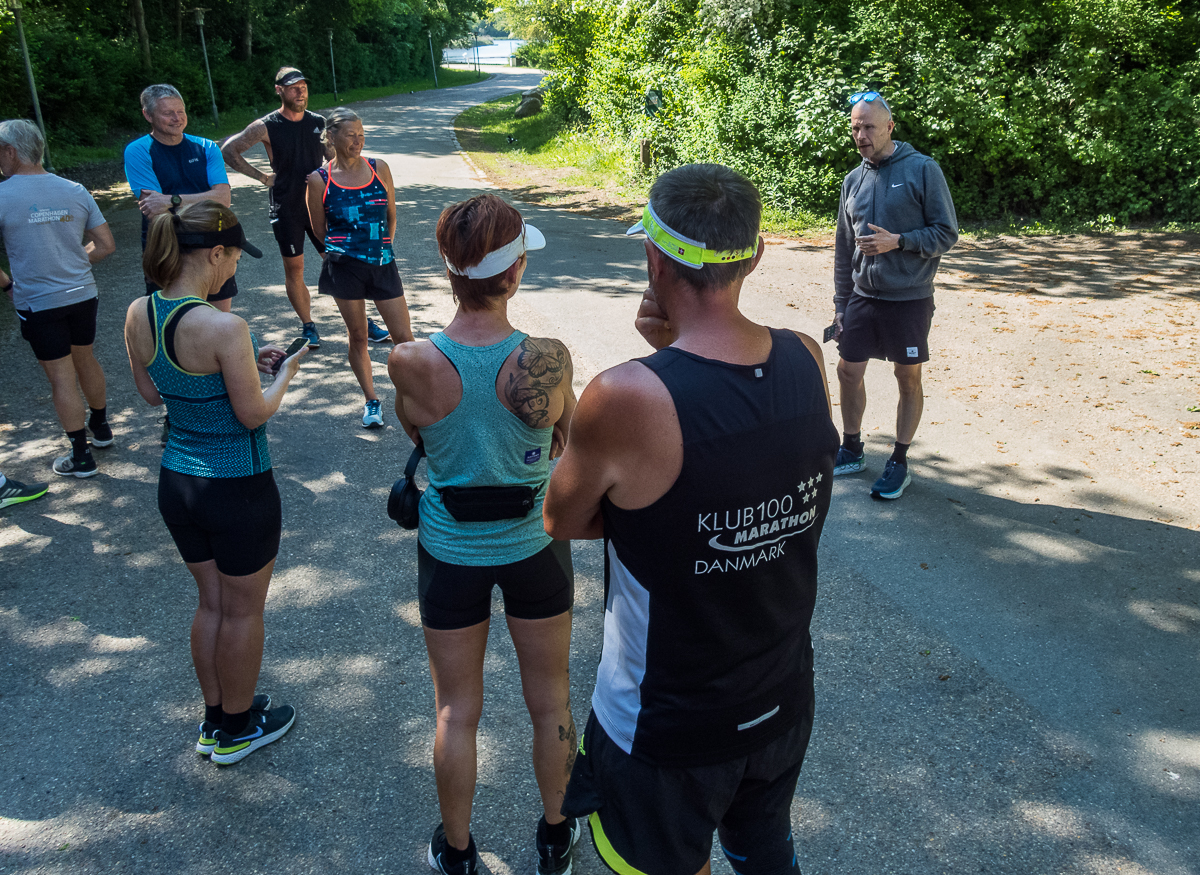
505, 338, 568, 428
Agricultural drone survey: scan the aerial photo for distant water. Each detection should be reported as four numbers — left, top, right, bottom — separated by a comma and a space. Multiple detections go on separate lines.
442, 39, 527, 66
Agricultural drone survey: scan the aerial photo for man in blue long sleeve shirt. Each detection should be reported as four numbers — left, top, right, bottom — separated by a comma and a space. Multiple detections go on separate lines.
831, 92, 958, 500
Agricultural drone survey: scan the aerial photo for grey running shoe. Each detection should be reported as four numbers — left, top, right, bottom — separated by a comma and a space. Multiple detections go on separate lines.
833, 446, 865, 475
871, 460, 911, 500
0, 477, 48, 508
52, 454, 98, 478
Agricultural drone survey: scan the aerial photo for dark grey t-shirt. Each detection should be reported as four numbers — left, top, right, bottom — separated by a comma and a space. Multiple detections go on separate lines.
0, 173, 105, 311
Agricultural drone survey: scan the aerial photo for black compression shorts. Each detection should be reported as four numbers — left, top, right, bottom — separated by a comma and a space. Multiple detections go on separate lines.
417, 539, 574, 630
562, 702, 814, 875
270, 195, 324, 259
837, 294, 935, 365
158, 468, 281, 576
17, 297, 98, 361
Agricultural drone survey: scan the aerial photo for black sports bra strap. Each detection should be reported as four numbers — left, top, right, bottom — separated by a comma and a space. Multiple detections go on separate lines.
163, 301, 206, 370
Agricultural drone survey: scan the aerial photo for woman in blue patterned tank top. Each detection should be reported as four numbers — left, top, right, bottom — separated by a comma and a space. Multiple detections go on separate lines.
306, 107, 414, 429
124, 200, 306, 764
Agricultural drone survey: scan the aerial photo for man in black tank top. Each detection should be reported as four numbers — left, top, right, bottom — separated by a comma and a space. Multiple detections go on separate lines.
222, 68, 332, 347
546, 164, 838, 875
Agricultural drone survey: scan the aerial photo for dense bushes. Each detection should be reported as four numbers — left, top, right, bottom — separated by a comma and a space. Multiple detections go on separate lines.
533, 0, 1200, 222
0, 0, 483, 150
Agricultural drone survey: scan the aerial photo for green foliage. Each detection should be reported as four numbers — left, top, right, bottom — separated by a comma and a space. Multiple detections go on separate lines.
513, 41, 556, 68
538, 0, 1200, 222
0, 0, 484, 153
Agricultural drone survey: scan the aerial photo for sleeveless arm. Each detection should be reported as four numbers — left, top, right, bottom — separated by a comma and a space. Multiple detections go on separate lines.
306, 170, 327, 248
374, 157, 397, 243
214, 317, 305, 429
123, 298, 163, 407
221, 118, 273, 185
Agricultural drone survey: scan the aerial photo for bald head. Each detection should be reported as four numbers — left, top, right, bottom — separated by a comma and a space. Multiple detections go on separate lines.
850, 98, 895, 164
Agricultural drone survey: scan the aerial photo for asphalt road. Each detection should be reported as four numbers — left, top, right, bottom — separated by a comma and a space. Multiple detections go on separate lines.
1, 68, 1196, 875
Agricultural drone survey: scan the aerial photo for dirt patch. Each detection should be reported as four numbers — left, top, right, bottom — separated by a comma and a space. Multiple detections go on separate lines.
65, 159, 137, 214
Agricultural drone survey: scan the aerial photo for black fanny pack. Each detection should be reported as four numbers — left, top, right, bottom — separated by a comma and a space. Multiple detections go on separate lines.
438, 483, 541, 523
386, 442, 425, 530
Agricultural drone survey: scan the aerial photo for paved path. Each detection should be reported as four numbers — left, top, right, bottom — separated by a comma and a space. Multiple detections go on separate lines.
1, 68, 1196, 874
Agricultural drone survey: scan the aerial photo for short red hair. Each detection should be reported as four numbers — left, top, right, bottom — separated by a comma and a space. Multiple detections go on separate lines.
436, 195, 525, 311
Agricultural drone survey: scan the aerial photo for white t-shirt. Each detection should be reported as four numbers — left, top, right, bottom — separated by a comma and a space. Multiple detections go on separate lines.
0, 173, 106, 312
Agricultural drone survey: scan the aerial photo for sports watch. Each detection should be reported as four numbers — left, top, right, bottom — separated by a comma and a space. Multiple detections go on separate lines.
897, 234, 906, 252
170, 194, 182, 207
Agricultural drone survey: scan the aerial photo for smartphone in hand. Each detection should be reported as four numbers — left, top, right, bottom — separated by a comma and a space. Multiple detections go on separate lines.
823, 322, 838, 343
272, 336, 309, 374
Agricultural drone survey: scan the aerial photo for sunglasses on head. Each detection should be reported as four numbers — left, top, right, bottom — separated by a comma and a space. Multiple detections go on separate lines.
849, 91, 891, 112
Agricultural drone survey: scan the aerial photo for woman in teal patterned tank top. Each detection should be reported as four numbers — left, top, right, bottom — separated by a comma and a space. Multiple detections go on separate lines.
124, 201, 306, 765
389, 195, 582, 873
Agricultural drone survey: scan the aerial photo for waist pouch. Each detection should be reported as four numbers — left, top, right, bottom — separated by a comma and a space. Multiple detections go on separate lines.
438, 483, 541, 522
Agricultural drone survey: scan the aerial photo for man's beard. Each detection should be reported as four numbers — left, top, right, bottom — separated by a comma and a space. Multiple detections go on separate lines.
284, 97, 307, 113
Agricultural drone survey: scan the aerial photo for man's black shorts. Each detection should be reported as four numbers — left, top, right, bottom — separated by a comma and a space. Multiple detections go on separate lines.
837, 293, 935, 365
270, 195, 324, 259
17, 297, 99, 361
158, 468, 281, 577
562, 699, 814, 875
318, 254, 404, 301
417, 539, 574, 630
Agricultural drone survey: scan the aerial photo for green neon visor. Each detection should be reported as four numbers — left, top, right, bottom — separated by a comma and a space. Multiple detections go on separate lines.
626, 202, 758, 269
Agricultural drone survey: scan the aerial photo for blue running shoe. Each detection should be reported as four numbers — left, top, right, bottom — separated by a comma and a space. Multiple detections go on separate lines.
367, 318, 391, 344
196, 694, 271, 755
871, 460, 911, 500
302, 322, 321, 349
362, 399, 384, 428
833, 446, 865, 475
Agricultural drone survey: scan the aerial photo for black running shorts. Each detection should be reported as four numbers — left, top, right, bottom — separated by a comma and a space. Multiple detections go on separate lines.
562, 700, 814, 875
318, 254, 404, 301
417, 539, 574, 630
270, 195, 324, 259
158, 468, 281, 577
17, 297, 99, 361
837, 293, 935, 365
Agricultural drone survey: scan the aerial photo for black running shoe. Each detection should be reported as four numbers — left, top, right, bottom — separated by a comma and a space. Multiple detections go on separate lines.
0, 477, 48, 508
211, 704, 295, 765
88, 420, 114, 448
536, 817, 580, 875
427, 823, 478, 874
195, 694, 271, 755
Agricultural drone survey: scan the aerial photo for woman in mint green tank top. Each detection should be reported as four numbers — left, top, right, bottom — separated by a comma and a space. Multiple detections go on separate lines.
389, 195, 582, 871
124, 201, 306, 765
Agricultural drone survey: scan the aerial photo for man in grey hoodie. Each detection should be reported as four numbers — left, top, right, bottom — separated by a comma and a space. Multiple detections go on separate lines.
832, 92, 958, 500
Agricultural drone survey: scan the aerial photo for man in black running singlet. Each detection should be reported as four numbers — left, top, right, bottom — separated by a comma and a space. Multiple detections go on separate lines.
545, 164, 838, 875
222, 67, 331, 346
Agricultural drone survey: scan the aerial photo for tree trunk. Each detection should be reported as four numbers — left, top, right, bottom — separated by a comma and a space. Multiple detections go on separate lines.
175, 0, 182, 42
130, 0, 152, 71
241, 2, 253, 61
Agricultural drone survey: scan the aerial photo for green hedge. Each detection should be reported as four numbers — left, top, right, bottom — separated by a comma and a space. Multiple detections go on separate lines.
540, 0, 1200, 223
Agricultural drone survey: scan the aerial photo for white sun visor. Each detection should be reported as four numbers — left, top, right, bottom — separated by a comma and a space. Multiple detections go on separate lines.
445, 222, 546, 279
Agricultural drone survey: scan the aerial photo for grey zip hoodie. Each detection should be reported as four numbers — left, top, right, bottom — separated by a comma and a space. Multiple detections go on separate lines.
834, 141, 958, 313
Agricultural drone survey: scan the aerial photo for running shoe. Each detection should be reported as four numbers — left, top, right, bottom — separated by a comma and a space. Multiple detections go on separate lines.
0, 477, 48, 509
362, 399, 384, 428
302, 321, 321, 349
367, 318, 391, 344
536, 817, 580, 875
427, 824, 478, 875
195, 694, 272, 755
871, 460, 911, 500
52, 454, 98, 478
833, 446, 866, 475
211, 704, 295, 765
88, 420, 114, 448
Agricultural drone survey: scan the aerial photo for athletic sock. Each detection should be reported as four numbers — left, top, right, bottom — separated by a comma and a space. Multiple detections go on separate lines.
221, 709, 251, 737
890, 442, 910, 466
205, 704, 223, 725
539, 816, 571, 846
443, 834, 475, 867
842, 432, 864, 455
66, 428, 90, 462
88, 407, 108, 429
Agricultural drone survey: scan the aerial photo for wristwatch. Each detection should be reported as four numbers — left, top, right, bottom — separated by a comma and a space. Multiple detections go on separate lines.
170, 194, 182, 207
897, 234, 906, 252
